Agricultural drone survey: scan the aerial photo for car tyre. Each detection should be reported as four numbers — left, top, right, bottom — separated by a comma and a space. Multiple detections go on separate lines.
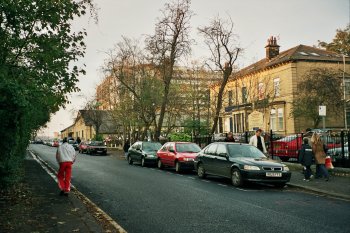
231, 168, 244, 187
197, 163, 206, 179
175, 161, 181, 173
157, 159, 163, 169
127, 155, 133, 165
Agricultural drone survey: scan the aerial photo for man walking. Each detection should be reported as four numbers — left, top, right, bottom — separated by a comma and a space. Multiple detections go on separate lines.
249, 129, 267, 154
56, 137, 76, 196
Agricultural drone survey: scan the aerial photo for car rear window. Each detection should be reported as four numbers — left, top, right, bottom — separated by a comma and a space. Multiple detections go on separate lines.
90, 141, 104, 146
143, 142, 162, 151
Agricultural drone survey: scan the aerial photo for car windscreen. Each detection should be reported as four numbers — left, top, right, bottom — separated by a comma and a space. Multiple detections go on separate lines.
176, 143, 201, 153
90, 141, 104, 146
227, 144, 266, 159
143, 142, 162, 151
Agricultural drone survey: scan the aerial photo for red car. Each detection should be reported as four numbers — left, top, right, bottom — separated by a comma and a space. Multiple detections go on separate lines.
270, 134, 340, 162
78, 142, 88, 154
157, 142, 201, 172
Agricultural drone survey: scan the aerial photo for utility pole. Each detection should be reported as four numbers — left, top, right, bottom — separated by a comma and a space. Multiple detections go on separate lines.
343, 55, 348, 130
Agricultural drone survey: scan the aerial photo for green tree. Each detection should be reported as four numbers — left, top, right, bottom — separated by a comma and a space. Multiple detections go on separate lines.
318, 24, 350, 56
0, 0, 96, 188
291, 68, 343, 128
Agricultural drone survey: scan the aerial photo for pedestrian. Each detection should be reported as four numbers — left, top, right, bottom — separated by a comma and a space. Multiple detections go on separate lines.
311, 133, 329, 181
123, 139, 130, 158
249, 129, 267, 154
76, 137, 81, 144
56, 137, 76, 196
224, 132, 235, 142
299, 137, 314, 181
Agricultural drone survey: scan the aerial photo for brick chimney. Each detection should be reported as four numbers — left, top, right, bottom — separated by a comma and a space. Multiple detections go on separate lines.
265, 36, 280, 60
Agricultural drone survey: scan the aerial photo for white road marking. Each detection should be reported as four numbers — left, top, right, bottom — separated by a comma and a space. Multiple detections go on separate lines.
188, 177, 196, 180
218, 184, 228, 187
28, 150, 127, 233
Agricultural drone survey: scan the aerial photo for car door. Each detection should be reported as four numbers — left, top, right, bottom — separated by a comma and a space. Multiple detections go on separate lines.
167, 143, 176, 167
212, 144, 232, 178
134, 142, 143, 162
200, 143, 218, 174
129, 142, 139, 160
158, 143, 169, 164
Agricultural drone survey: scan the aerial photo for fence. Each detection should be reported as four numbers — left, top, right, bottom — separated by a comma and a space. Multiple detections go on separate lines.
197, 130, 350, 168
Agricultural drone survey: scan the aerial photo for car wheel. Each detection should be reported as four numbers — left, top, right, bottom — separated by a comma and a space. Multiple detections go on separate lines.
197, 163, 206, 178
141, 157, 146, 167
127, 155, 133, 165
274, 182, 286, 188
157, 159, 163, 169
231, 168, 244, 187
175, 161, 181, 173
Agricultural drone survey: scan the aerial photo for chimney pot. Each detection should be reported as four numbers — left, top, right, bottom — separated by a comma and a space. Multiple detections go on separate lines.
265, 36, 280, 60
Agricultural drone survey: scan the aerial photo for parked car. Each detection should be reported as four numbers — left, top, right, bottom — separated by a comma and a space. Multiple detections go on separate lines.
86, 141, 107, 155
270, 134, 340, 162
52, 140, 59, 147
327, 142, 349, 161
157, 142, 201, 172
194, 142, 291, 187
127, 141, 162, 167
68, 139, 79, 151
211, 133, 227, 142
78, 142, 88, 154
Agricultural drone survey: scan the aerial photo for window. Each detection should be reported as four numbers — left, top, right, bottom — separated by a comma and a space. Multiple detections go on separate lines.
277, 108, 284, 130
274, 78, 280, 97
228, 90, 233, 106
216, 144, 227, 157
270, 109, 276, 131
205, 144, 218, 155
258, 82, 264, 100
242, 87, 247, 104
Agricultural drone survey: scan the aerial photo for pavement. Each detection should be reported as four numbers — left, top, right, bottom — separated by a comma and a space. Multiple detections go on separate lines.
0, 151, 125, 233
1, 148, 349, 233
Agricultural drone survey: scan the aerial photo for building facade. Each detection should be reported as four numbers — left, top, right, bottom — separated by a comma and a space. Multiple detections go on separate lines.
213, 36, 350, 135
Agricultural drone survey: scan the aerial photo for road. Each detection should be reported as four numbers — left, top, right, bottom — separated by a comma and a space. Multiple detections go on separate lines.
29, 144, 350, 233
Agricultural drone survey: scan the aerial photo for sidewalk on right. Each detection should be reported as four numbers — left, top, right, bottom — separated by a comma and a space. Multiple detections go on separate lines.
286, 165, 350, 200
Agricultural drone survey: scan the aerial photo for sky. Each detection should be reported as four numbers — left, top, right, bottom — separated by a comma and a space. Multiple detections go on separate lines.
38, 0, 349, 137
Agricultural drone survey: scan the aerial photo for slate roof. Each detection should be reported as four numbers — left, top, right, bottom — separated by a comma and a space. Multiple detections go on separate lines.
233, 45, 349, 79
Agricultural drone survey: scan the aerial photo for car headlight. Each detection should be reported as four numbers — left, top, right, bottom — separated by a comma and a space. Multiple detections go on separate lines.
183, 158, 194, 161
283, 166, 289, 171
243, 165, 260, 170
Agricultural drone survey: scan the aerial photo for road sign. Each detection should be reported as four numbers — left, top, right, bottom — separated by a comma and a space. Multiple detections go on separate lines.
319, 106, 326, 116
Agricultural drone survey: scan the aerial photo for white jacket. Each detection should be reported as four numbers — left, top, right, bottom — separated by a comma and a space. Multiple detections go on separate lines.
56, 142, 76, 163
249, 135, 267, 153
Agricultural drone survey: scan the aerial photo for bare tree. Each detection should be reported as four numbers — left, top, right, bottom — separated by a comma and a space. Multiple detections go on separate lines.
145, 0, 193, 140
82, 99, 106, 139
198, 16, 241, 135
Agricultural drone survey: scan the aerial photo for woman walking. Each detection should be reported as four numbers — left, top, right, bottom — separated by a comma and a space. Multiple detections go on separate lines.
311, 133, 329, 181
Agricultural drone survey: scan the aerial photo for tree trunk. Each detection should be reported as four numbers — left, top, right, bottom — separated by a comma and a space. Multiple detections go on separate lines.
210, 70, 231, 135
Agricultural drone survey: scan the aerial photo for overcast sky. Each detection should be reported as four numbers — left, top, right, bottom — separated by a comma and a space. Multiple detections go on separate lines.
39, 0, 349, 137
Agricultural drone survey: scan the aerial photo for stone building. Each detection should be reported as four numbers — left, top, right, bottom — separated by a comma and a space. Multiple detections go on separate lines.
212, 36, 350, 135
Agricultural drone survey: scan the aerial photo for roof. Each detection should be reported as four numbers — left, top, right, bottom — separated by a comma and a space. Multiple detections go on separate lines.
78, 110, 120, 134
233, 45, 349, 79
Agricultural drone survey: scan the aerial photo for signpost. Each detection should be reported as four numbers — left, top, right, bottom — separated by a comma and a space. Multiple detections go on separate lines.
319, 106, 326, 129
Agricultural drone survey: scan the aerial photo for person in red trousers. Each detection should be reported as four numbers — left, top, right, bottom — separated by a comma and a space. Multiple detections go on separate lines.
56, 137, 76, 196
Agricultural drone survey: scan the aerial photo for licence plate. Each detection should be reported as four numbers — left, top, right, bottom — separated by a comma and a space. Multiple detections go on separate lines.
266, 172, 282, 177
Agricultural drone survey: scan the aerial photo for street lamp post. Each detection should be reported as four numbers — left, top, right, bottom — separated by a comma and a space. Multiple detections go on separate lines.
343, 55, 348, 130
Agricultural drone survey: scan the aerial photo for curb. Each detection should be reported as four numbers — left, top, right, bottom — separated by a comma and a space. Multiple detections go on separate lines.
287, 183, 350, 201
28, 150, 127, 233
283, 162, 350, 177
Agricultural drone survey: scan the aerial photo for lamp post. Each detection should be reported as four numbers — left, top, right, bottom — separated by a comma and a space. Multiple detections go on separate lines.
343, 55, 348, 130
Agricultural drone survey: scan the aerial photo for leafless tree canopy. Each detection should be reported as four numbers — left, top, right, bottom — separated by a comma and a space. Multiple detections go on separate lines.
198, 16, 242, 134
145, 0, 193, 140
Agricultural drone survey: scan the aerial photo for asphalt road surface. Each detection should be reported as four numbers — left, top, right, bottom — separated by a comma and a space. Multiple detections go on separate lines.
29, 144, 350, 233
